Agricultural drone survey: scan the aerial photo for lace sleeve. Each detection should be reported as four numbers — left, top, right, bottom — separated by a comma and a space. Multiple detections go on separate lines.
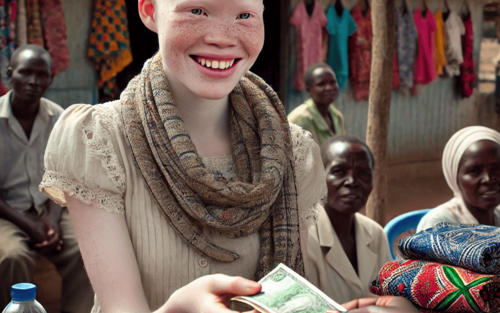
289, 123, 327, 227
40, 103, 126, 214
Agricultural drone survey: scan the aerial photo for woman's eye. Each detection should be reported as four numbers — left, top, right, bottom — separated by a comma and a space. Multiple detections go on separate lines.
191, 8, 203, 15
238, 13, 251, 19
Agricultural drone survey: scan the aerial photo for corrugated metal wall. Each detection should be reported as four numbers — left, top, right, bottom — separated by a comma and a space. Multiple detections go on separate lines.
286, 0, 498, 163
43, 0, 97, 109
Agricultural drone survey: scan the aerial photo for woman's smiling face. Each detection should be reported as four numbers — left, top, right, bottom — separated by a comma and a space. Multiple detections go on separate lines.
142, 0, 265, 100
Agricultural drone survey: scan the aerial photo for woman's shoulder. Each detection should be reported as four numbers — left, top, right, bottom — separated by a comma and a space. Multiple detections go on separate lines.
416, 199, 459, 232
288, 103, 313, 123
41, 100, 127, 214
56, 100, 122, 132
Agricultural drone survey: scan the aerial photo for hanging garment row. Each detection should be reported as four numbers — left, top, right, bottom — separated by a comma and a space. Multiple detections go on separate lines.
290, 0, 476, 100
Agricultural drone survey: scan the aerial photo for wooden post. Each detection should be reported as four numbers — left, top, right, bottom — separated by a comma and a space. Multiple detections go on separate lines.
365, 0, 396, 225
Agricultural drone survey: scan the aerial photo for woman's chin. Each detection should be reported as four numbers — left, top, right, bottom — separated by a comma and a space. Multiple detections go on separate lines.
190, 85, 236, 100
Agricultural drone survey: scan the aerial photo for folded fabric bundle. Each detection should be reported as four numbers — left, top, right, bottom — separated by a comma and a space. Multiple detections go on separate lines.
399, 222, 500, 275
370, 260, 500, 312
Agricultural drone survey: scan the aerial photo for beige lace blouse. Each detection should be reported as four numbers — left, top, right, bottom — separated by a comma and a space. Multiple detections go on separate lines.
39, 100, 327, 312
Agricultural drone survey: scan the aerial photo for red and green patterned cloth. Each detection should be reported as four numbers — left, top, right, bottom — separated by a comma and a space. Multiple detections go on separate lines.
88, 0, 132, 97
370, 260, 500, 312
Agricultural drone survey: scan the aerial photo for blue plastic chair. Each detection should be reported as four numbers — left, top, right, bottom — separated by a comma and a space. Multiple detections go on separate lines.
384, 209, 432, 260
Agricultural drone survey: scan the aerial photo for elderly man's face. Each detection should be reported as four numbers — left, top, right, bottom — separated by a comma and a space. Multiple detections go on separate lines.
145, 0, 265, 100
9, 50, 51, 102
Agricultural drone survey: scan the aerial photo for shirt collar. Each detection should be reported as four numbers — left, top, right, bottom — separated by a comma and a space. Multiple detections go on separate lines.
317, 208, 375, 249
0, 90, 53, 122
0, 90, 12, 119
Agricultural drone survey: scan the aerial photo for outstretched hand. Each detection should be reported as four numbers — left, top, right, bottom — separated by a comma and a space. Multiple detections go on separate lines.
162, 274, 261, 313
327, 296, 419, 313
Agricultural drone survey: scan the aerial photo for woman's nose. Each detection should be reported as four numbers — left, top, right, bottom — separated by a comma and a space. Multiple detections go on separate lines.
204, 21, 238, 48
481, 170, 494, 183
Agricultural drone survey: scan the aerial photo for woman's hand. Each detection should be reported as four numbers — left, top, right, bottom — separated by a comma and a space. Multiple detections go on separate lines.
162, 274, 261, 313
328, 296, 419, 313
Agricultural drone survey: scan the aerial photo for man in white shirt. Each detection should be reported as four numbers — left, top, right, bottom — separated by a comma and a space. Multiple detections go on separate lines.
0, 45, 93, 312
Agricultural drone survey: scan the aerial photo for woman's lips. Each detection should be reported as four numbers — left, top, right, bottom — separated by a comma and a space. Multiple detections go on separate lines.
191, 56, 241, 78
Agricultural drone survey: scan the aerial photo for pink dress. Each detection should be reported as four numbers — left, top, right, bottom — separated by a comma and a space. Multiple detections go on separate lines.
413, 9, 437, 85
290, 1, 328, 91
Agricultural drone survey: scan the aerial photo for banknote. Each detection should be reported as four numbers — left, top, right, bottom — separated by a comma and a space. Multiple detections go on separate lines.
233, 263, 347, 313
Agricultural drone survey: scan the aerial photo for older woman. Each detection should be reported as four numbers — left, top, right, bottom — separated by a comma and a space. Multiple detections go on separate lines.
305, 135, 392, 304
38, 0, 326, 312
417, 126, 500, 231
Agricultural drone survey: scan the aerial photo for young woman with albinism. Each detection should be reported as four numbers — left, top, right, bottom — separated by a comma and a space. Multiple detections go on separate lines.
39, 0, 326, 312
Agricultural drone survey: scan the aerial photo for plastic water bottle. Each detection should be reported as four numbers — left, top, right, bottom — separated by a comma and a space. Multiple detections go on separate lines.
2, 283, 47, 313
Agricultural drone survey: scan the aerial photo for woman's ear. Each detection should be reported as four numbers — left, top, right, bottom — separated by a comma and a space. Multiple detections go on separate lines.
139, 0, 158, 33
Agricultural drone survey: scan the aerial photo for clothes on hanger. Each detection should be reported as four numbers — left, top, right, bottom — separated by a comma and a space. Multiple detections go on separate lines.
26, 0, 44, 46
326, 3, 357, 90
443, 10, 465, 77
413, 6, 437, 86
290, 1, 328, 91
460, 14, 475, 98
434, 10, 447, 75
39, 0, 70, 76
348, 3, 371, 101
395, 0, 418, 91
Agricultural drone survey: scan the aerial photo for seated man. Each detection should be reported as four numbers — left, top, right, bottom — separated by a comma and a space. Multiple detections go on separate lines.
305, 135, 392, 304
0, 45, 93, 312
288, 62, 346, 146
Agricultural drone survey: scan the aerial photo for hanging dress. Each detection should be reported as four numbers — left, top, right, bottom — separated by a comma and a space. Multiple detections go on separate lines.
290, 1, 328, 91
395, 1, 418, 91
326, 5, 357, 90
443, 11, 465, 77
434, 10, 447, 75
348, 4, 371, 101
413, 8, 437, 86
460, 14, 475, 98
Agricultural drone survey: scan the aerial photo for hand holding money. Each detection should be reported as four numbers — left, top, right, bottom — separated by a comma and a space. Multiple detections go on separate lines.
233, 264, 347, 313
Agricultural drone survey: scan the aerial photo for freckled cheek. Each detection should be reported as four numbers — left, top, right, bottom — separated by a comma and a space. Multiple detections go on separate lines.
241, 26, 265, 58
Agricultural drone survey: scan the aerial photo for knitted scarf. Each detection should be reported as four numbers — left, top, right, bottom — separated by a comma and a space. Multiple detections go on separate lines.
120, 53, 304, 278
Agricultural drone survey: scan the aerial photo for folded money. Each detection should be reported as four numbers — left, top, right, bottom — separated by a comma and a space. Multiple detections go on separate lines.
233, 263, 347, 313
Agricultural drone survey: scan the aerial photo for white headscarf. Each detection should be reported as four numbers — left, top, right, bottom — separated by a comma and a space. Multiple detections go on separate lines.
442, 126, 500, 197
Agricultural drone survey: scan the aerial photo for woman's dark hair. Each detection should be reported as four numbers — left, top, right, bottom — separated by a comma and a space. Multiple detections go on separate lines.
320, 135, 375, 168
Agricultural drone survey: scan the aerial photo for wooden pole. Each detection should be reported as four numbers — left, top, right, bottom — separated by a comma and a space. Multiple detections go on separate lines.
365, 0, 396, 225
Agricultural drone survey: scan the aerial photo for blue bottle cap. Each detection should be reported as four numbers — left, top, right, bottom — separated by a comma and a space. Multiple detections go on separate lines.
11, 283, 36, 301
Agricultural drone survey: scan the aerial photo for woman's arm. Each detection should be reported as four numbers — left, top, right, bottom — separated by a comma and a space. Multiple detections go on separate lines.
66, 194, 262, 313
65, 194, 151, 313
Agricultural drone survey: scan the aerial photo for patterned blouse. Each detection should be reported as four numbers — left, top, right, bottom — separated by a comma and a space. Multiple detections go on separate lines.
395, 3, 417, 90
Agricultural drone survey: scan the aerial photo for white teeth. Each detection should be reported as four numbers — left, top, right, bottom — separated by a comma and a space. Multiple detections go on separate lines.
196, 58, 236, 69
